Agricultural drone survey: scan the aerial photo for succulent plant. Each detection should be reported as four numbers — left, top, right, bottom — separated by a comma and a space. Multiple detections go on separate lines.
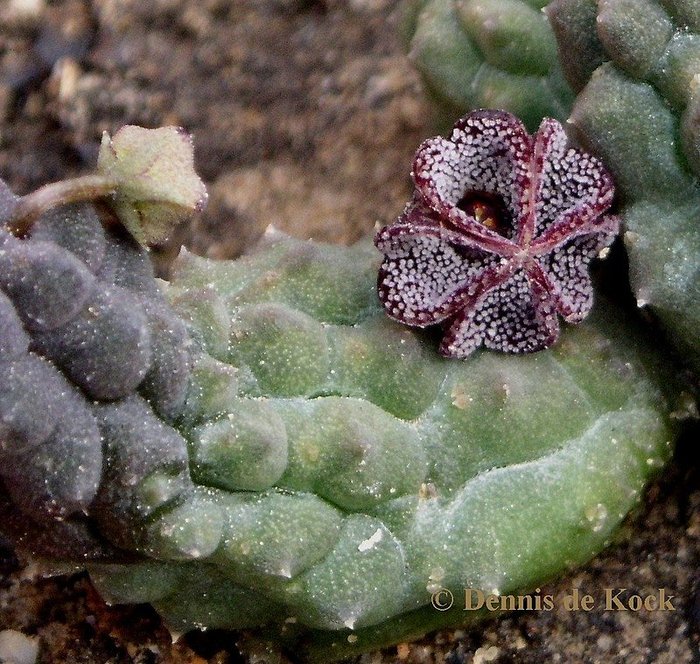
403, 0, 700, 372
0, 187, 193, 548
547, 0, 700, 371
400, 0, 575, 131
0, 151, 680, 662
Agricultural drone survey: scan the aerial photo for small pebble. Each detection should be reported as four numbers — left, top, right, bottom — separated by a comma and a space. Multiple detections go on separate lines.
0, 630, 39, 664
596, 634, 613, 651
473, 645, 500, 664
396, 643, 410, 660
5, 0, 44, 21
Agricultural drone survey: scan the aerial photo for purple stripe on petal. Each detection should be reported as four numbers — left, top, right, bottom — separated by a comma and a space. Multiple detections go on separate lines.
532, 207, 619, 256
440, 269, 560, 358
537, 231, 616, 323
376, 230, 500, 326
376, 214, 518, 258
529, 118, 616, 241
413, 110, 532, 242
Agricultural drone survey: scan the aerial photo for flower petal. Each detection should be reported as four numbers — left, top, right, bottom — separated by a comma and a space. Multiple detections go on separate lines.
527, 118, 615, 242
537, 227, 617, 323
383, 199, 515, 256
532, 207, 619, 257
375, 224, 499, 326
440, 270, 560, 357
413, 110, 532, 244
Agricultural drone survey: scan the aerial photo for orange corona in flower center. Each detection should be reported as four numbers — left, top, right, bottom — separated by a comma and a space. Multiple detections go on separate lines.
456, 191, 511, 237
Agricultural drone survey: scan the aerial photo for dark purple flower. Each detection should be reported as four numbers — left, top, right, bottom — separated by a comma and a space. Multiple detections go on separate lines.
374, 110, 620, 358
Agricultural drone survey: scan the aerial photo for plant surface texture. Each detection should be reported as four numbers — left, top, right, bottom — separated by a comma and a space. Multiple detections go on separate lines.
0, 2, 697, 659
548, 0, 700, 371
0, 185, 677, 659
401, 0, 575, 130
405, 0, 700, 371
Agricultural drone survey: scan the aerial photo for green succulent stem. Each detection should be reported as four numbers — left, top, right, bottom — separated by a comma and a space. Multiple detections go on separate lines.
5, 174, 119, 237
0, 180, 685, 661
404, 0, 700, 370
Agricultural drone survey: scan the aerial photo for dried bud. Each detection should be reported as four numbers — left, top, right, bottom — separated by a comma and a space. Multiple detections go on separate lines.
97, 126, 208, 246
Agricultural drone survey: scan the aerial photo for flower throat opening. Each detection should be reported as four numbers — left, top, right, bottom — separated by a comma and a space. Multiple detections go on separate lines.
455, 191, 511, 237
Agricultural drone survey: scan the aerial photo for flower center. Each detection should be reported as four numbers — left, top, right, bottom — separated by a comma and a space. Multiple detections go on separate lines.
455, 191, 511, 237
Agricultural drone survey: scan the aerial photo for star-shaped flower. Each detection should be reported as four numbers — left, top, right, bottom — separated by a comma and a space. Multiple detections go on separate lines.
374, 109, 619, 358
